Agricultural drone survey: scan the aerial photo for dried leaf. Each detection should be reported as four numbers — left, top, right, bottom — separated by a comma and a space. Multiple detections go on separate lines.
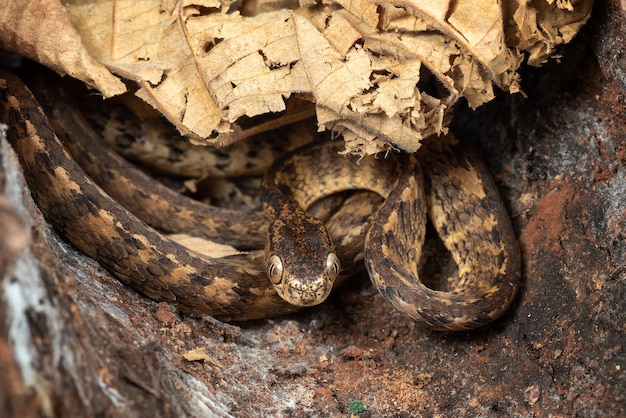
0, 0, 125, 97
2, 0, 592, 153
182, 347, 222, 366
507, 0, 593, 66
168, 233, 242, 258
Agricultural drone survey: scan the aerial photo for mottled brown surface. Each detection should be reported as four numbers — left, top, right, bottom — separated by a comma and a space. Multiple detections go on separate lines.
1, 1, 625, 417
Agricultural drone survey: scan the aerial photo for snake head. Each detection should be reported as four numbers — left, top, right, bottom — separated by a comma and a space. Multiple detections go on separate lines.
266, 252, 340, 306
265, 212, 341, 307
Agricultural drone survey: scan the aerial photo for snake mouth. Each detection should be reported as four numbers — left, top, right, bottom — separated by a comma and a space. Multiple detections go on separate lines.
281, 279, 332, 307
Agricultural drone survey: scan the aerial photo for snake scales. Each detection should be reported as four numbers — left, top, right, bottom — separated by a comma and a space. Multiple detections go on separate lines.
0, 70, 520, 330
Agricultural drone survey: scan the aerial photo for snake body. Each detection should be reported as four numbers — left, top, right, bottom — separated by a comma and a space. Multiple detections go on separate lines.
261, 140, 520, 329
79, 91, 313, 179
1, 71, 299, 320
1, 70, 520, 330
366, 139, 521, 329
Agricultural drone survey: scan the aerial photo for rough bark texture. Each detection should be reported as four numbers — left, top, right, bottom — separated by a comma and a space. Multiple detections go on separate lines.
1, 1, 624, 416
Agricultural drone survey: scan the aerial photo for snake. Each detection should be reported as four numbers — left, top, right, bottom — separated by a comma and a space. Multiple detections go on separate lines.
1, 70, 521, 330
76, 89, 314, 180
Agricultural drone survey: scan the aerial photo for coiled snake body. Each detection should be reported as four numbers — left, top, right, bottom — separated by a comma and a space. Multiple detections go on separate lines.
0, 71, 520, 330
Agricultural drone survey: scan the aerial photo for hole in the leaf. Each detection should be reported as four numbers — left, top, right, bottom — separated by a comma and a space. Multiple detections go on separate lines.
195, 6, 221, 16
324, 15, 332, 29
448, 53, 460, 67
370, 69, 391, 81
376, 5, 385, 30
418, 64, 448, 100
259, 49, 296, 71
203, 38, 223, 54
145, 72, 167, 88
368, 48, 383, 59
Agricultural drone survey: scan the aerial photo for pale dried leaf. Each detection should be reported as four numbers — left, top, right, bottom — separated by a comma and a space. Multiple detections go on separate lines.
507, 0, 593, 66
182, 347, 222, 366
391, 0, 522, 90
56, 0, 591, 153
66, 1, 223, 138
59, 1, 461, 152
169, 233, 242, 258
0, 0, 125, 96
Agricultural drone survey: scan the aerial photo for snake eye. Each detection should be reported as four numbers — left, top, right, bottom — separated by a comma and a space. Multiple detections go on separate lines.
267, 255, 283, 284
326, 253, 340, 279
